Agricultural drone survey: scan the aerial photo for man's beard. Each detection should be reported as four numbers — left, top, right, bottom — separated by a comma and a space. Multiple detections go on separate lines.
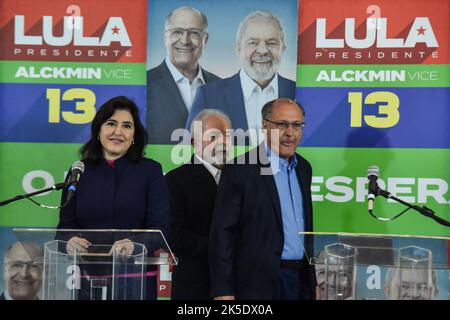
241, 54, 280, 83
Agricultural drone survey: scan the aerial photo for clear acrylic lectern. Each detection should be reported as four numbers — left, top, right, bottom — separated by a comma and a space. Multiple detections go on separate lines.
13, 228, 177, 300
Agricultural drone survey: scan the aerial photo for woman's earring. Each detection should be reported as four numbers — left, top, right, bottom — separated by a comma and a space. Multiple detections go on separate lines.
132, 140, 135, 145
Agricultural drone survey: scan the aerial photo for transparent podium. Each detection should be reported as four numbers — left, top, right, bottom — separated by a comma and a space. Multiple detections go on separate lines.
300, 232, 449, 300
13, 228, 177, 300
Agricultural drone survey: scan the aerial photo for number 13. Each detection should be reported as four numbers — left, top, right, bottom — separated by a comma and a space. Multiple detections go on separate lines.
46, 88, 96, 124
348, 91, 400, 128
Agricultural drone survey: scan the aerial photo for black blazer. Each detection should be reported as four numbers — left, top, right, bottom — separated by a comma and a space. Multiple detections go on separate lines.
166, 157, 218, 299
58, 156, 171, 242
146, 61, 220, 144
209, 146, 316, 299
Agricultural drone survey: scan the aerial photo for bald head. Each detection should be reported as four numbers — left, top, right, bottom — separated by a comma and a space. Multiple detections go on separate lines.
165, 7, 208, 30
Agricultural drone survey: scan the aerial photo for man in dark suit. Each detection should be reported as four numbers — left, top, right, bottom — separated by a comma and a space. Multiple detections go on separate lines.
166, 109, 231, 299
187, 11, 296, 146
147, 6, 220, 145
2, 242, 43, 300
210, 98, 316, 300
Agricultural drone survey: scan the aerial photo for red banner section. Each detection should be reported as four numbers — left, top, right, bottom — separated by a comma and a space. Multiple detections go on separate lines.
0, 0, 147, 62
298, 0, 448, 64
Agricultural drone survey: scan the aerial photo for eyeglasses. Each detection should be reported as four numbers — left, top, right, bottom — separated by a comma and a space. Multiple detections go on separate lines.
264, 118, 306, 131
165, 28, 206, 40
6, 261, 42, 274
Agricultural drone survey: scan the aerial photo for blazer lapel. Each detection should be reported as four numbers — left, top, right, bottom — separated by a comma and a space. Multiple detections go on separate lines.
159, 62, 188, 120
225, 73, 248, 130
257, 146, 283, 232
295, 154, 311, 231
278, 75, 289, 98
190, 156, 218, 196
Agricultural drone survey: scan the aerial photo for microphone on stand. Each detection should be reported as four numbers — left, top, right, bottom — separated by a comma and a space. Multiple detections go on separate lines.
62, 160, 85, 207
365, 166, 449, 226
367, 165, 380, 213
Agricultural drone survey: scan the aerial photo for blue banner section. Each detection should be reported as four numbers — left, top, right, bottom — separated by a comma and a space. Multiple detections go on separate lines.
296, 87, 450, 148
0, 84, 147, 143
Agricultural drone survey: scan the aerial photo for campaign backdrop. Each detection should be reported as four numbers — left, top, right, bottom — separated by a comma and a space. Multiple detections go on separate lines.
0, 0, 448, 299
0, 0, 148, 223
0, 0, 151, 298
147, 0, 299, 80
296, 0, 449, 238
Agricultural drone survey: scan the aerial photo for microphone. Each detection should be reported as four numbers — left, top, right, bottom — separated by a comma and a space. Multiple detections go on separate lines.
63, 160, 85, 207
367, 165, 380, 212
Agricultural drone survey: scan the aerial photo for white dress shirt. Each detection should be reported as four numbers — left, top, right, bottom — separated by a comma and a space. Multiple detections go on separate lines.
165, 57, 205, 112
194, 154, 221, 184
239, 69, 279, 146
4, 290, 13, 300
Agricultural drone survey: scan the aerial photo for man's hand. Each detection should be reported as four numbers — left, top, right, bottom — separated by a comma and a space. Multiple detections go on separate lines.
67, 236, 91, 255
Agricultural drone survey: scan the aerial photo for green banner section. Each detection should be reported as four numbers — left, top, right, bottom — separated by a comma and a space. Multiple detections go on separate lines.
0, 61, 146, 85
0, 143, 79, 227
297, 64, 450, 87
300, 147, 450, 237
1, 143, 448, 237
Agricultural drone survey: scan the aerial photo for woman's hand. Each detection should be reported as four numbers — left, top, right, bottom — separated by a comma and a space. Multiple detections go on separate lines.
110, 239, 134, 256
66, 236, 91, 255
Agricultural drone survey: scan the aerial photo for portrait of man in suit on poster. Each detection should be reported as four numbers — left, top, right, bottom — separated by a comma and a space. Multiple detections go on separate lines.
146, 0, 297, 145
146, 6, 220, 145
1, 241, 43, 300
186, 10, 296, 146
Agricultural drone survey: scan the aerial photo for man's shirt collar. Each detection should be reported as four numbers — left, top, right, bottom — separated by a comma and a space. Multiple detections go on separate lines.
194, 153, 220, 183
165, 57, 205, 84
264, 141, 298, 173
239, 69, 278, 101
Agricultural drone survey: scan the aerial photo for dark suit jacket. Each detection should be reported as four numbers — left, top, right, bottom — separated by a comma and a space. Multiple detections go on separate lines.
186, 72, 296, 133
209, 146, 316, 299
166, 157, 218, 300
57, 156, 170, 300
146, 61, 220, 145
58, 156, 170, 241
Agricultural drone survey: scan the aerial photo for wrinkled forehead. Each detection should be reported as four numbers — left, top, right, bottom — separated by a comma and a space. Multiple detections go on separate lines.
168, 9, 204, 29
270, 102, 304, 121
202, 115, 231, 132
242, 18, 281, 40
400, 269, 429, 282
6, 245, 40, 262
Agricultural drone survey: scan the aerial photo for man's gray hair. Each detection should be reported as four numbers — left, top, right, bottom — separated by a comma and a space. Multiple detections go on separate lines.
190, 109, 232, 134
165, 6, 208, 31
235, 10, 286, 47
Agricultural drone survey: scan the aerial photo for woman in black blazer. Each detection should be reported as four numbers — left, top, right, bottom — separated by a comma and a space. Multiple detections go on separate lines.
57, 96, 170, 299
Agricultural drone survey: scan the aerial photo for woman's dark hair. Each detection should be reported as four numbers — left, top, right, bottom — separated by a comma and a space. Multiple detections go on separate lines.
80, 96, 148, 164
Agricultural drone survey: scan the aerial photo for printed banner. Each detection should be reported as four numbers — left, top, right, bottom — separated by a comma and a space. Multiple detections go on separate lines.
296, 0, 449, 237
